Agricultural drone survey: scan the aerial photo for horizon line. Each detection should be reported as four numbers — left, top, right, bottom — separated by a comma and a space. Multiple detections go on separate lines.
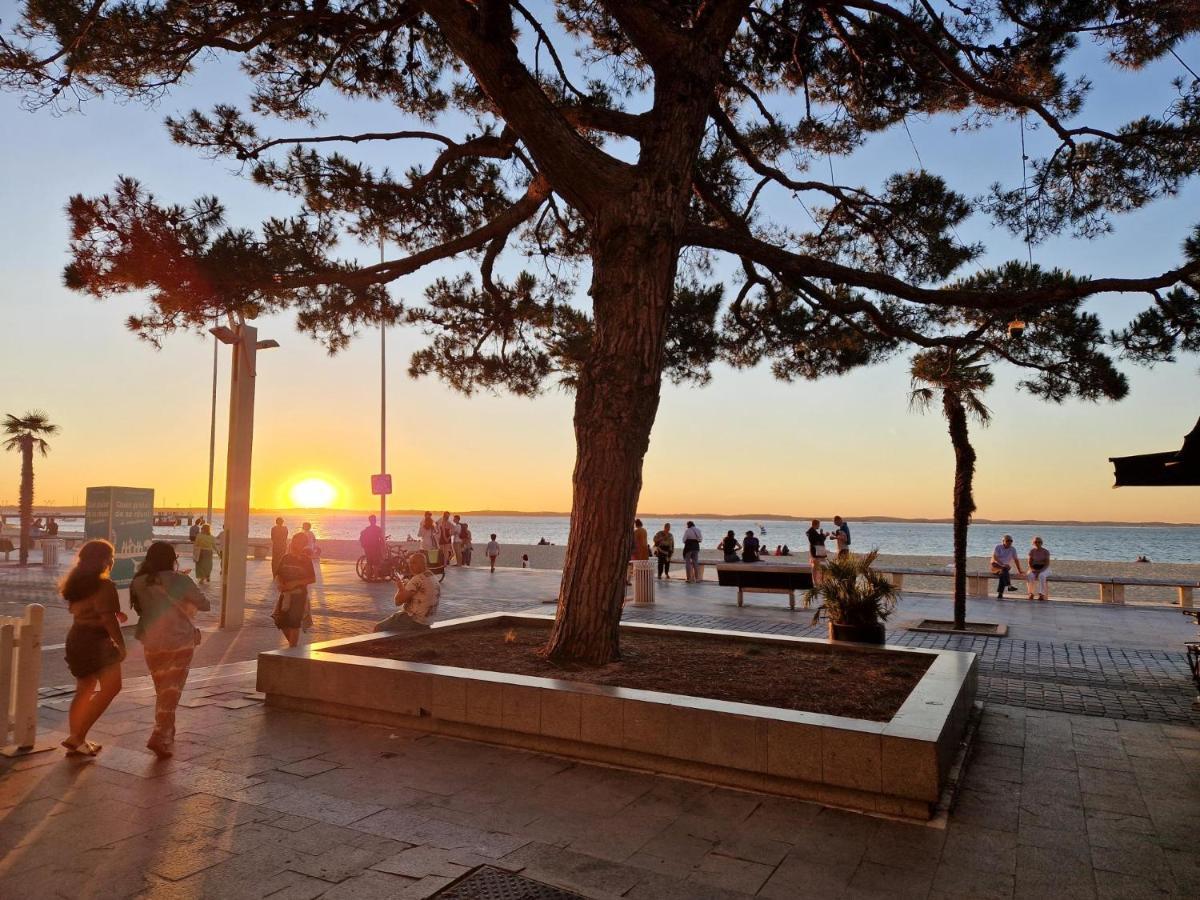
7, 505, 1198, 528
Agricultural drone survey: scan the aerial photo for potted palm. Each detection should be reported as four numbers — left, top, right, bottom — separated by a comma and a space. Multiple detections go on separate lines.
806, 550, 897, 644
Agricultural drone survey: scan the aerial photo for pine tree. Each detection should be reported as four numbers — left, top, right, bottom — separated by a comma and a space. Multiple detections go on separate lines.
3, 2, 1198, 662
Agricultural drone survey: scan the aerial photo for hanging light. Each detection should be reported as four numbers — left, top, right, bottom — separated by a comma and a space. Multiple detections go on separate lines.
1007, 318, 1026, 339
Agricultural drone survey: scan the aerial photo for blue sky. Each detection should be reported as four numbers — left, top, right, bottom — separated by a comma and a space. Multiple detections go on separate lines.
0, 5, 1197, 521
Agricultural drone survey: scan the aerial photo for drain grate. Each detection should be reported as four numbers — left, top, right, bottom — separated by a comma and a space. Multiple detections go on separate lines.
432, 866, 586, 900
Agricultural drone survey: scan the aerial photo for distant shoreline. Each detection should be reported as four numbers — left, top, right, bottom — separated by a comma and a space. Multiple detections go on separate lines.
4, 506, 1197, 528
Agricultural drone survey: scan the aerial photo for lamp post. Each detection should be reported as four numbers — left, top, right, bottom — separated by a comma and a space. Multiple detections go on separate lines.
210, 311, 278, 629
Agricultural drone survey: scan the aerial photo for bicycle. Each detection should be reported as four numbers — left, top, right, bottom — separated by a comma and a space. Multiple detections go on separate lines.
356, 539, 447, 583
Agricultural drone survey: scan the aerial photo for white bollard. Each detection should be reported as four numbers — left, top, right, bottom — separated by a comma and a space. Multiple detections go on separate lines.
632, 559, 655, 605
2, 604, 44, 751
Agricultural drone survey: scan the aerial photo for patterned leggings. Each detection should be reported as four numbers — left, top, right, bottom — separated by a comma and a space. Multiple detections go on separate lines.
143, 645, 195, 748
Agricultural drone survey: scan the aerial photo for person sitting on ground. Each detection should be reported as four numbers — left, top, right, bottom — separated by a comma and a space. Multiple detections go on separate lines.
741, 530, 761, 562
374, 551, 441, 634
719, 530, 741, 563
990, 534, 1023, 599
1026, 536, 1051, 601
781, 544, 791, 556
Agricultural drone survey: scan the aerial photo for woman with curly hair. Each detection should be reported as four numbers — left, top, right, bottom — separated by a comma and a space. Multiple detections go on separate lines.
59, 539, 125, 756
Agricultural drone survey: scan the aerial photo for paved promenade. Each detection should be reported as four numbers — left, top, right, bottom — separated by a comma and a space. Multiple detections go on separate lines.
2, 560, 1198, 897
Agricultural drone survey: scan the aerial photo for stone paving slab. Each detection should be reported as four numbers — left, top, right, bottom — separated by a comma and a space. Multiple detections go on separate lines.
2, 660, 1197, 899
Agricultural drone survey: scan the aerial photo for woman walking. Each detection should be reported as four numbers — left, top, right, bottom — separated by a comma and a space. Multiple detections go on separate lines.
60, 540, 125, 756
193, 523, 216, 584
130, 542, 210, 758
273, 532, 317, 647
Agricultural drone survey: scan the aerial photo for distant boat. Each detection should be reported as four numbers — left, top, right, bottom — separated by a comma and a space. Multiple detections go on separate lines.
758, 523, 766, 535
153, 514, 182, 527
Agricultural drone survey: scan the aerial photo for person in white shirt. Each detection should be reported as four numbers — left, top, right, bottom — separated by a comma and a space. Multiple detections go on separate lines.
990, 535, 1024, 599
373, 552, 441, 633
417, 512, 438, 554
486, 534, 500, 573
682, 521, 703, 583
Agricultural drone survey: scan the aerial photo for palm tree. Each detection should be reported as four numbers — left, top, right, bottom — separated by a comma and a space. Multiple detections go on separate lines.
909, 350, 993, 630
3, 412, 60, 565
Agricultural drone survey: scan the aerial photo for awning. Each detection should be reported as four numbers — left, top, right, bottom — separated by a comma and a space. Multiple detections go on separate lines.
1109, 417, 1200, 487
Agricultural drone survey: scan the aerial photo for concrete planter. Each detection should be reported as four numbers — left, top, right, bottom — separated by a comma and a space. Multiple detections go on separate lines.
258, 613, 977, 820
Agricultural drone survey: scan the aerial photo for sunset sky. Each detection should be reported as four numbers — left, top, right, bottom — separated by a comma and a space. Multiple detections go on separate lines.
1, 15, 1197, 523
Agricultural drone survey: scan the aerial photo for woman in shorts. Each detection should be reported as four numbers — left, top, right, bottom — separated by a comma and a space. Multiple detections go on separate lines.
60, 540, 126, 756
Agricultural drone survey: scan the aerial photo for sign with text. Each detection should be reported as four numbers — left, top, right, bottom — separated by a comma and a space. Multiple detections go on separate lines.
371, 474, 393, 496
85, 486, 154, 586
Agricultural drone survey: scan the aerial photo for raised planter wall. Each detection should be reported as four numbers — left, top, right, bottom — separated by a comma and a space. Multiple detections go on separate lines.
257, 614, 977, 820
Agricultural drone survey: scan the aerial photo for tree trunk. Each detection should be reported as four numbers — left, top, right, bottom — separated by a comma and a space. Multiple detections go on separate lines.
545, 201, 680, 664
943, 394, 976, 631
18, 437, 33, 566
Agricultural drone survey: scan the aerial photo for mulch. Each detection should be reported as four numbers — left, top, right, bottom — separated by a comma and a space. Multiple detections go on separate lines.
329, 621, 932, 721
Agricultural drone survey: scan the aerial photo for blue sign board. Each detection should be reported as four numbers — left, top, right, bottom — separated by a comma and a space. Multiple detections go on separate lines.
85, 486, 154, 586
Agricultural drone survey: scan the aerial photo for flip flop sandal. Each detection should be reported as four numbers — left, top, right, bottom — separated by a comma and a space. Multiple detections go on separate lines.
62, 739, 101, 757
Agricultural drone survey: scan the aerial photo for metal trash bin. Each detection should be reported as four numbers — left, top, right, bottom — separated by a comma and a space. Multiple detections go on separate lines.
632, 558, 655, 604
39, 539, 62, 567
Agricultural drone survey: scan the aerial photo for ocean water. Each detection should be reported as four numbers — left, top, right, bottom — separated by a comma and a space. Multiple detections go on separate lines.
126, 514, 1198, 564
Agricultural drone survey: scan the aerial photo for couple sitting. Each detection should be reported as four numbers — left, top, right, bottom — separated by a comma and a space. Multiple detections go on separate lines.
990, 535, 1052, 601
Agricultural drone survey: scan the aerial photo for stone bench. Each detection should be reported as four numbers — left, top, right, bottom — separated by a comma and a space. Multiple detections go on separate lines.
715, 563, 814, 609
878, 566, 1196, 607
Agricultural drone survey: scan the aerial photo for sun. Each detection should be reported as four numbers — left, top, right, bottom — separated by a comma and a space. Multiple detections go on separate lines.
289, 477, 337, 509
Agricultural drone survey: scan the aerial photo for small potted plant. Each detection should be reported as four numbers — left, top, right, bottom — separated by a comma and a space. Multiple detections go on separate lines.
805, 549, 897, 644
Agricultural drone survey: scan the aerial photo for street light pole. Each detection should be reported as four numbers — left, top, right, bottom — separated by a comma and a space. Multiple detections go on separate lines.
379, 232, 387, 540
211, 313, 278, 630
206, 320, 218, 525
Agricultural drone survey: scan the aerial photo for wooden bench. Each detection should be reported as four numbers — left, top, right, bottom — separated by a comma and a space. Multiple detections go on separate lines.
878, 566, 1197, 607
715, 563, 814, 609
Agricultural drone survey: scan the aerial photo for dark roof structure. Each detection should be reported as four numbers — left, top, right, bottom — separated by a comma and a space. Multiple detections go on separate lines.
1109, 417, 1200, 487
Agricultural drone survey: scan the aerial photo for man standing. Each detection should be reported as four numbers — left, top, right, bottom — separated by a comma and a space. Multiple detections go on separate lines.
270, 517, 288, 576
991, 535, 1023, 599
189, 517, 203, 544
373, 552, 441, 634
652, 523, 675, 579
833, 516, 851, 559
682, 520, 703, 583
359, 515, 384, 578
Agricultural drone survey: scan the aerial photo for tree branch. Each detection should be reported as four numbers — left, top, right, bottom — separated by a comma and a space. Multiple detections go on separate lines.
686, 222, 1200, 311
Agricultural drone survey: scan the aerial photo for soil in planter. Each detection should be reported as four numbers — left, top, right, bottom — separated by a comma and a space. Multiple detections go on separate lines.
329, 622, 933, 721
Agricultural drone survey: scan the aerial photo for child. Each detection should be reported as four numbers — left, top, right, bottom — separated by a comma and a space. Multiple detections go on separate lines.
486, 534, 500, 573
521, 553, 529, 569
